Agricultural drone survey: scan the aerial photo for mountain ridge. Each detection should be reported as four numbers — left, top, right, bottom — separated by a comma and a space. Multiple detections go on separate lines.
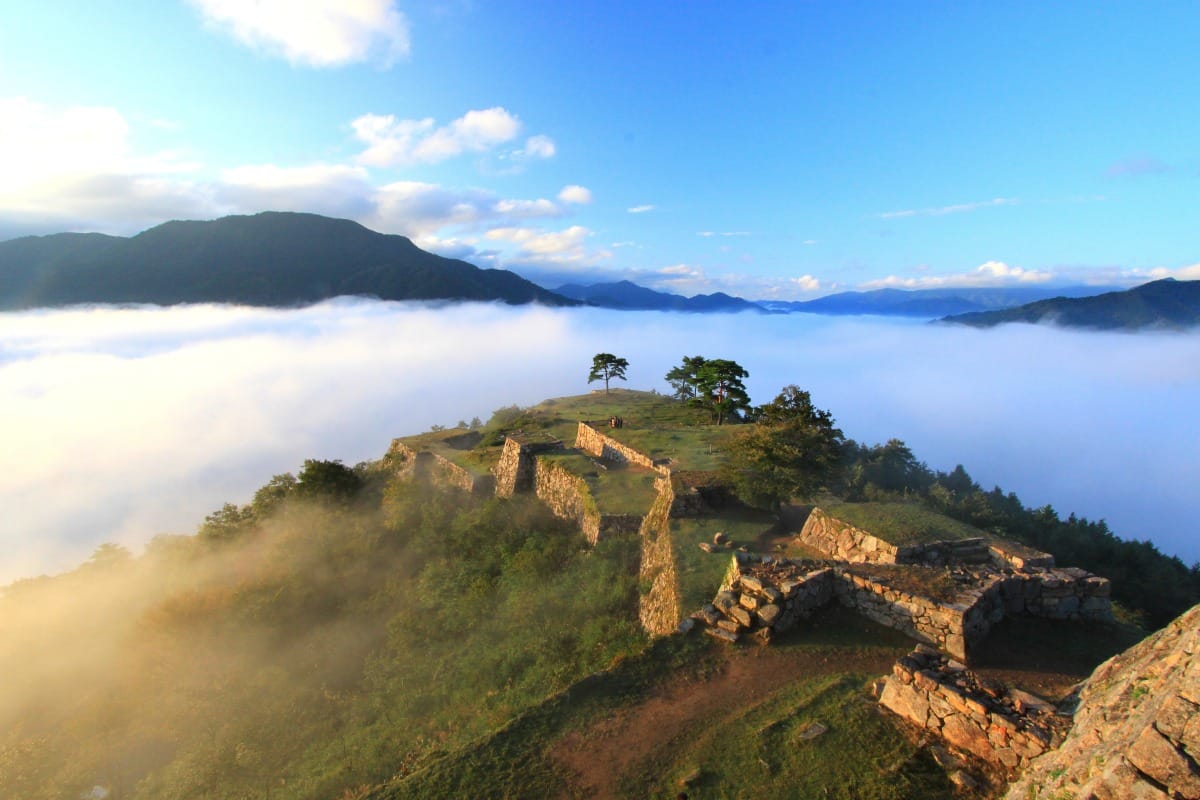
940, 278, 1200, 330
554, 279, 764, 312
0, 211, 575, 309
759, 285, 1115, 317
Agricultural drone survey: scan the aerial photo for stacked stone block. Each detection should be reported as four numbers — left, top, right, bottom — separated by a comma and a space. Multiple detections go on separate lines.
879, 646, 1067, 772
694, 556, 836, 644
575, 422, 669, 474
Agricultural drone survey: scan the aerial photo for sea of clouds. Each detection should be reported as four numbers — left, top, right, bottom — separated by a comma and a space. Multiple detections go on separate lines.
2, 300, 1197, 585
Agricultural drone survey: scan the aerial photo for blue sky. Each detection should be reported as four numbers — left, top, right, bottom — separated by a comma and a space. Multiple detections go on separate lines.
1, 1, 1197, 298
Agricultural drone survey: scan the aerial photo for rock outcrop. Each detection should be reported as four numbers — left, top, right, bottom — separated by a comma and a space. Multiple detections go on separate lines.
1004, 603, 1200, 800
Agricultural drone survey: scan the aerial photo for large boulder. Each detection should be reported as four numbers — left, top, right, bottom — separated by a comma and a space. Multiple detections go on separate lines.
1004, 603, 1200, 800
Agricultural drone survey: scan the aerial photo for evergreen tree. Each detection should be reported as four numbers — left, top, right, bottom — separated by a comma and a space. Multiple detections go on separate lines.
588, 353, 629, 394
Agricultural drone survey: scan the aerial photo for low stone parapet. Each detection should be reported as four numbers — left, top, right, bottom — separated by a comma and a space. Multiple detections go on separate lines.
798, 508, 902, 563
695, 555, 1112, 660
879, 646, 1067, 773
835, 566, 985, 660
797, 507, 1059, 571
576, 422, 669, 475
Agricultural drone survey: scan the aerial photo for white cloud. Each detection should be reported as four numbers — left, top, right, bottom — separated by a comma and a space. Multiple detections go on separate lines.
3, 304, 1198, 584
189, 0, 410, 68
0, 98, 213, 232
627, 204, 655, 214
217, 163, 375, 219
557, 185, 592, 205
877, 197, 1018, 219
860, 261, 1054, 290
486, 225, 598, 263
519, 135, 557, 160
1144, 263, 1200, 282
791, 275, 821, 292
484, 225, 613, 270
697, 230, 752, 237
353, 107, 529, 167
371, 181, 562, 237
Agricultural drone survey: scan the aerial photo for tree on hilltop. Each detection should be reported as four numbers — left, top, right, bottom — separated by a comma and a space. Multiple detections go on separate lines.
722, 384, 843, 509
695, 358, 750, 424
588, 353, 629, 394
665, 355, 708, 400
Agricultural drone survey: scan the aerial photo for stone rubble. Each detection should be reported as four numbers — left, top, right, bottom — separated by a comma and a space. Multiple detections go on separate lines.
878, 645, 1068, 773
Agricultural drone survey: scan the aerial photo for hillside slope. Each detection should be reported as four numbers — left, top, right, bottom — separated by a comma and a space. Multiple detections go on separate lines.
941, 278, 1200, 330
0, 212, 574, 309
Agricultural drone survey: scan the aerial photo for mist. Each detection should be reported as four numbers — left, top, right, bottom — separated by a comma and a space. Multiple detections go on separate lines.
2, 300, 1198, 585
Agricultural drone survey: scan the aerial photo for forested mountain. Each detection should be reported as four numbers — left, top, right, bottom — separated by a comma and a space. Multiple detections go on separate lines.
554, 279, 763, 312
941, 278, 1200, 330
759, 285, 1110, 317
0, 212, 575, 309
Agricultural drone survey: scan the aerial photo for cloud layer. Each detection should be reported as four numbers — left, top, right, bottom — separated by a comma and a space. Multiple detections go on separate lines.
1, 303, 1197, 586
189, 0, 410, 67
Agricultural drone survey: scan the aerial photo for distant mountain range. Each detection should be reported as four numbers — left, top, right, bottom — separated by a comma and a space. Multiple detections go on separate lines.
940, 278, 1200, 330
0, 212, 573, 309
554, 280, 762, 312
5, 213, 1190, 330
758, 285, 1113, 317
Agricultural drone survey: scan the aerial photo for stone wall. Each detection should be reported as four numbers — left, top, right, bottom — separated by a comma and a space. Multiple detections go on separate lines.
576, 422, 669, 474
493, 437, 532, 497
994, 568, 1113, 623
386, 440, 493, 495
424, 452, 494, 495
835, 569, 980, 660
695, 556, 836, 644
694, 556, 1111, 660
988, 541, 1055, 570
797, 508, 905, 563
798, 507, 1051, 568
532, 457, 599, 540
493, 436, 563, 498
638, 481, 681, 636
879, 646, 1066, 773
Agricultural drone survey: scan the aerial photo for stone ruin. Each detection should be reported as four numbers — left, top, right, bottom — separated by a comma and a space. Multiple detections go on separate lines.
693, 546, 1112, 661
685, 507, 1135, 789
878, 645, 1067, 773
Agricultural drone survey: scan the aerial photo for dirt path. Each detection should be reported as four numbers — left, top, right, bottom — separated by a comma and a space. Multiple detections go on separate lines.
550, 641, 898, 799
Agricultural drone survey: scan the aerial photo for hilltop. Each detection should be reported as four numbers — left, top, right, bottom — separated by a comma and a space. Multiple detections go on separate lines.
0, 211, 574, 309
1, 387, 1196, 799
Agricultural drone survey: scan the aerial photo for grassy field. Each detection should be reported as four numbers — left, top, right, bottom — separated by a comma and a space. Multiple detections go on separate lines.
478, 390, 735, 471
374, 606, 955, 800
823, 499, 989, 546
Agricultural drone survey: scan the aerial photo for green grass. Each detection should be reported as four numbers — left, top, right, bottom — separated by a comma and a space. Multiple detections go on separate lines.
638, 672, 952, 799
476, 390, 733, 470
374, 608, 949, 800
601, 423, 734, 471
537, 450, 661, 516
671, 509, 779, 612
823, 500, 988, 546
371, 634, 717, 800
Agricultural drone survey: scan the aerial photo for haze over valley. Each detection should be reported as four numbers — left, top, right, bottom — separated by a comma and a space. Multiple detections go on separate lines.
2, 299, 1196, 586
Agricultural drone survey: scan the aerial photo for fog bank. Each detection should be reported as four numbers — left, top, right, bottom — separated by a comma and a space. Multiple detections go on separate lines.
2, 301, 1197, 584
